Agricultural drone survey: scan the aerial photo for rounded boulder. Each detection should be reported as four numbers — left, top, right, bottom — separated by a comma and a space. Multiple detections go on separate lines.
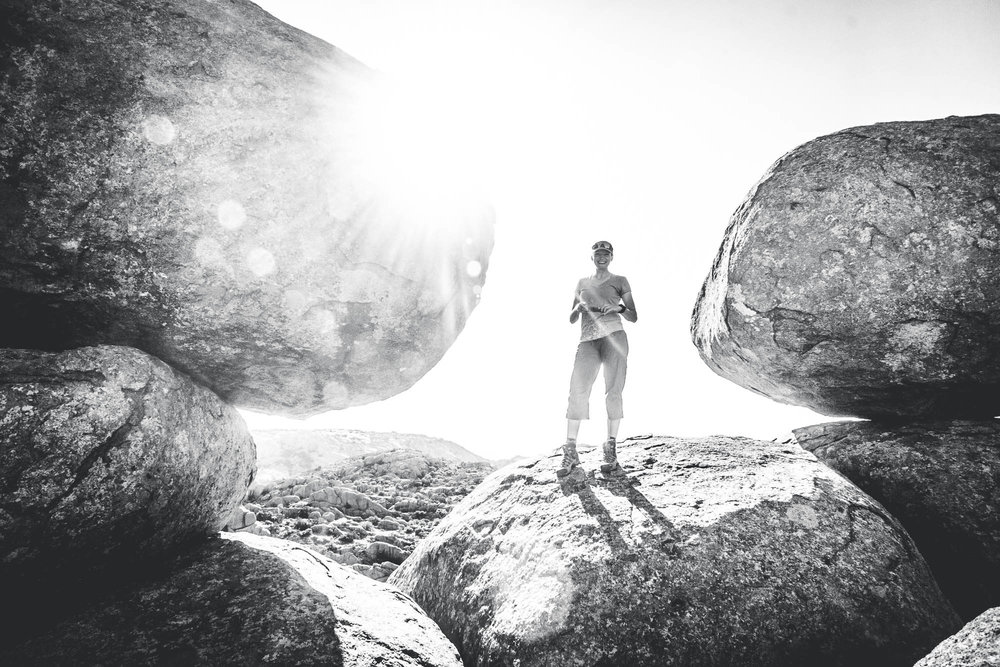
0, 346, 255, 579
1, 532, 462, 666
0, 0, 493, 416
915, 607, 1000, 667
692, 115, 1000, 419
389, 435, 960, 667
794, 419, 1000, 620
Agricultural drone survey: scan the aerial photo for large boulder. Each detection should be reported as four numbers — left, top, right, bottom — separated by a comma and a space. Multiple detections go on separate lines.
692, 115, 1000, 419
915, 607, 1000, 667
0, 0, 493, 416
0, 345, 255, 580
1, 532, 462, 666
389, 435, 960, 666
794, 419, 1000, 620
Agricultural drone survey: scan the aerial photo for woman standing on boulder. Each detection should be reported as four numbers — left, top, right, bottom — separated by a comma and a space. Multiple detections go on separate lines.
559, 240, 638, 477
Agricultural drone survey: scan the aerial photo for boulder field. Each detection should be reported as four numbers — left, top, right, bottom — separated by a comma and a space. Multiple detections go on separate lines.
390, 436, 960, 667
0, 0, 493, 416
794, 419, 1000, 620
231, 449, 495, 581
692, 115, 1000, 420
0, 532, 462, 666
0, 345, 254, 580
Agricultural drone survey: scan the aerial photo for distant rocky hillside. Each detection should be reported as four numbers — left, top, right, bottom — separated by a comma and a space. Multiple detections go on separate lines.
251, 428, 488, 484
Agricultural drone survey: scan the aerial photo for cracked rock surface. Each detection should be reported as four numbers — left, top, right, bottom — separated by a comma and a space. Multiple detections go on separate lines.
1, 532, 462, 666
794, 419, 1000, 620
692, 115, 1000, 419
915, 607, 1000, 667
0, 345, 255, 580
389, 435, 960, 667
0, 0, 493, 416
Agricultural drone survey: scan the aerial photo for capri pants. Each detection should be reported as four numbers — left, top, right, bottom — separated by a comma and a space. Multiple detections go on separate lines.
566, 330, 628, 420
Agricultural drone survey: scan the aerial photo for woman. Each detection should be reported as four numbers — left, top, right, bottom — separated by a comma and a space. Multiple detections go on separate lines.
559, 240, 638, 477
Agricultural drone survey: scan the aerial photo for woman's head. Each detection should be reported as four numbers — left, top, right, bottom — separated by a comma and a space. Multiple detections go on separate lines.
591, 240, 613, 268
591, 240, 614, 256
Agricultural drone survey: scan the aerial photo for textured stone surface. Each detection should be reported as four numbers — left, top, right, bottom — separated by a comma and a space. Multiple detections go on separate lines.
692, 115, 1000, 419
915, 607, 1000, 667
0, 533, 462, 666
0, 0, 493, 416
794, 419, 1000, 620
390, 435, 960, 667
0, 345, 254, 579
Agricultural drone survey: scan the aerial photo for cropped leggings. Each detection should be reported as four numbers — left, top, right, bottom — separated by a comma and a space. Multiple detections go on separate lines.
566, 330, 628, 420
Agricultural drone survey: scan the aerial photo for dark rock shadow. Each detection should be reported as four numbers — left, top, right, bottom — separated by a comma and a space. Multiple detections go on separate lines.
576, 471, 684, 557
0, 537, 348, 666
558, 473, 631, 554
600, 478, 679, 541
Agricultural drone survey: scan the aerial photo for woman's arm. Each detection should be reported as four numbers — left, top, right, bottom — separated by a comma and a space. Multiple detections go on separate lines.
570, 294, 584, 323
620, 291, 637, 323
570, 280, 587, 323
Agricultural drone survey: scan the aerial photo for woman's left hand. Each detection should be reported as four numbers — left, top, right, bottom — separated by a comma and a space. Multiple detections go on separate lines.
599, 303, 619, 314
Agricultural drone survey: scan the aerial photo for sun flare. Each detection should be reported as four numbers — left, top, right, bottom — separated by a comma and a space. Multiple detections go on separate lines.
324, 72, 492, 234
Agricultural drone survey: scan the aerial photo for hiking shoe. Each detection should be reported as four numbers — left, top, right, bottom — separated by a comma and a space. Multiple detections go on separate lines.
599, 438, 618, 474
556, 441, 581, 477
600, 438, 628, 475
600, 462, 627, 476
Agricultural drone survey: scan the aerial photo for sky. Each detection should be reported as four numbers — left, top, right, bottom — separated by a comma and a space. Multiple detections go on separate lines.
244, 0, 1000, 460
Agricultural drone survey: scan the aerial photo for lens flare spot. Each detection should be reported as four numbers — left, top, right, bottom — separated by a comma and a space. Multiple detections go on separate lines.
283, 289, 309, 313
322, 380, 349, 404
466, 260, 483, 279
142, 114, 176, 145
463, 236, 481, 259
247, 247, 276, 276
307, 308, 338, 334
473, 284, 483, 297
398, 351, 425, 378
217, 199, 247, 230
194, 237, 224, 265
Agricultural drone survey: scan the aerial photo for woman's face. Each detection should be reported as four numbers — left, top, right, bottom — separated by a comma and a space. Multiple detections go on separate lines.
592, 250, 613, 270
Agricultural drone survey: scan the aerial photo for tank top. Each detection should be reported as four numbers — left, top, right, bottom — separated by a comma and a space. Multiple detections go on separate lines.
575, 274, 632, 342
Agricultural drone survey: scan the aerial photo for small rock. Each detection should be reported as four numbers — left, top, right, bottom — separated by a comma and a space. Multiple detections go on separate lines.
378, 518, 402, 531
223, 507, 257, 532
366, 541, 407, 565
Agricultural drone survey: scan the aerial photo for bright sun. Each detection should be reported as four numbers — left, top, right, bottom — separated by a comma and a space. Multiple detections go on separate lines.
325, 71, 493, 233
